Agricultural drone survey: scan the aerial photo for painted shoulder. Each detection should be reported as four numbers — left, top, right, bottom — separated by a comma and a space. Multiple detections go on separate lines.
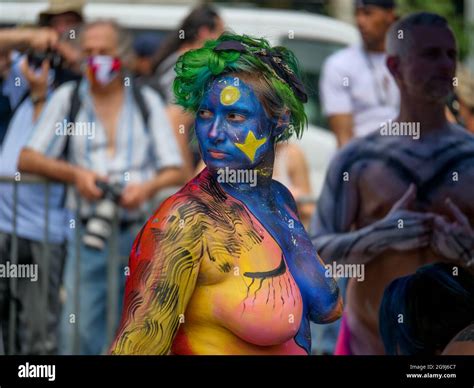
327, 135, 379, 175
130, 172, 214, 259
272, 179, 298, 214
450, 123, 474, 146
145, 171, 214, 229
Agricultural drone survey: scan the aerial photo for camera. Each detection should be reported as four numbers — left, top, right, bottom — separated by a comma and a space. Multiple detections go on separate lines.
82, 181, 123, 250
26, 48, 63, 70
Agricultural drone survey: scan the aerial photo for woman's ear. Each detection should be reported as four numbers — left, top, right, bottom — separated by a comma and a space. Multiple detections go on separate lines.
273, 110, 291, 138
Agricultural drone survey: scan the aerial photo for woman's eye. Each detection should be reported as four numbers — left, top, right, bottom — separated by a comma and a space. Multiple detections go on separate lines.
199, 109, 212, 119
227, 113, 245, 122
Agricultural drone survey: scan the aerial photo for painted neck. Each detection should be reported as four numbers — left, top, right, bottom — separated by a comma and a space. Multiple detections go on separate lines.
213, 146, 275, 197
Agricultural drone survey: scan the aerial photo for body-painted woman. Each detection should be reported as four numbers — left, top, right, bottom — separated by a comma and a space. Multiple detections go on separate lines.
111, 34, 342, 355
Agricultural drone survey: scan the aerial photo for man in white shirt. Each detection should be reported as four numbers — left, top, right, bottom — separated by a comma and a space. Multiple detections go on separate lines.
320, 0, 399, 147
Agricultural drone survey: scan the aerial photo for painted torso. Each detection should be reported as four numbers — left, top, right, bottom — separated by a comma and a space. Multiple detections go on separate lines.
172, 184, 304, 354
172, 171, 332, 354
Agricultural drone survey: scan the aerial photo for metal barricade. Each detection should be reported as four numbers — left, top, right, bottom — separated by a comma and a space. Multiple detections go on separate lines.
0, 174, 128, 355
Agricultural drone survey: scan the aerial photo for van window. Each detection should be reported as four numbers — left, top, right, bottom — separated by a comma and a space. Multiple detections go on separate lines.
129, 28, 170, 41
281, 37, 345, 130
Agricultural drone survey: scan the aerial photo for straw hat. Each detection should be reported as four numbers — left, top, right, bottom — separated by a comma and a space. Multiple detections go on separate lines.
38, 0, 85, 26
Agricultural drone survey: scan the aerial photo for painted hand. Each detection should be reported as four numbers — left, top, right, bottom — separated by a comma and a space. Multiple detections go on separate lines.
372, 184, 435, 252
432, 198, 474, 267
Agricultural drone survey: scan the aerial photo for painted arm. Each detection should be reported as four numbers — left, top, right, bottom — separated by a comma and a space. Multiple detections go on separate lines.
432, 199, 474, 267
311, 146, 434, 265
275, 181, 342, 324
110, 196, 204, 355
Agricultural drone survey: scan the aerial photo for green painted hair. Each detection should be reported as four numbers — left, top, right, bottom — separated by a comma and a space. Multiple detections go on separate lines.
173, 32, 308, 142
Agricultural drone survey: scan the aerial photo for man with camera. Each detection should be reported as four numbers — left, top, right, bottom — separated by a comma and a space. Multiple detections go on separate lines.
18, 20, 185, 355
0, 0, 84, 355
0, 0, 84, 127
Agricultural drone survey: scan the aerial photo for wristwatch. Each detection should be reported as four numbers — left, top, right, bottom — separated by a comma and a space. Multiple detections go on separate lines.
31, 94, 46, 105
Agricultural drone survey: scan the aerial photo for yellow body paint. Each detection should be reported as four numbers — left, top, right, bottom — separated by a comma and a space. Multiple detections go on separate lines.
235, 131, 267, 162
220, 85, 241, 106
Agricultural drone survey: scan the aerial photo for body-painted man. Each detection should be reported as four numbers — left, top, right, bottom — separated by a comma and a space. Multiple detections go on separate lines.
110, 34, 342, 355
311, 12, 474, 355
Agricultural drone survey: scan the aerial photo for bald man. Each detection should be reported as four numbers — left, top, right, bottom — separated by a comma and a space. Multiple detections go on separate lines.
311, 12, 474, 355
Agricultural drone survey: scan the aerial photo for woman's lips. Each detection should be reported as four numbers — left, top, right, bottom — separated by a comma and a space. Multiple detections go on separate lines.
208, 150, 228, 159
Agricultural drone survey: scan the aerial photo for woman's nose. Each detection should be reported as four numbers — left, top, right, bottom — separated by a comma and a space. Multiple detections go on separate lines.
208, 117, 225, 143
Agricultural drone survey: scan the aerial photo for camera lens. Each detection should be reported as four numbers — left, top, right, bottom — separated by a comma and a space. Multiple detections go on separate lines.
82, 183, 122, 250
82, 199, 116, 250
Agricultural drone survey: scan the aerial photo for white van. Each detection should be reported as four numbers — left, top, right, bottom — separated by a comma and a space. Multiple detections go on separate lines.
0, 2, 359, 197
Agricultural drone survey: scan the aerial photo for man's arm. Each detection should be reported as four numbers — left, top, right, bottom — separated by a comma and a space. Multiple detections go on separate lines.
146, 167, 185, 194
328, 114, 354, 148
19, 148, 105, 200
0, 28, 58, 53
110, 197, 204, 354
19, 57, 49, 121
311, 146, 434, 265
432, 198, 474, 267
19, 147, 77, 183
319, 55, 355, 148
120, 167, 185, 210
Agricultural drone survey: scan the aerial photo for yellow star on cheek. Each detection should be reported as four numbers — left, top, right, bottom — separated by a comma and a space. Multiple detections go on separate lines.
220, 85, 241, 106
234, 131, 267, 162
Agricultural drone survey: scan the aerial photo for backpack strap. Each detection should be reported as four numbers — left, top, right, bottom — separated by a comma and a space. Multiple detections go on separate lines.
68, 80, 82, 123
131, 81, 150, 134
62, 79, 150, 158
62, 80, 81, 159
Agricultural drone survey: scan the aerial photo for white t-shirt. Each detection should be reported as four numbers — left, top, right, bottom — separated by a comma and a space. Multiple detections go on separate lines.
320, 45, 400, 137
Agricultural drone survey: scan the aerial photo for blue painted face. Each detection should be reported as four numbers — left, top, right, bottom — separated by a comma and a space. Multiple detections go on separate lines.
195, 75, 275, 171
